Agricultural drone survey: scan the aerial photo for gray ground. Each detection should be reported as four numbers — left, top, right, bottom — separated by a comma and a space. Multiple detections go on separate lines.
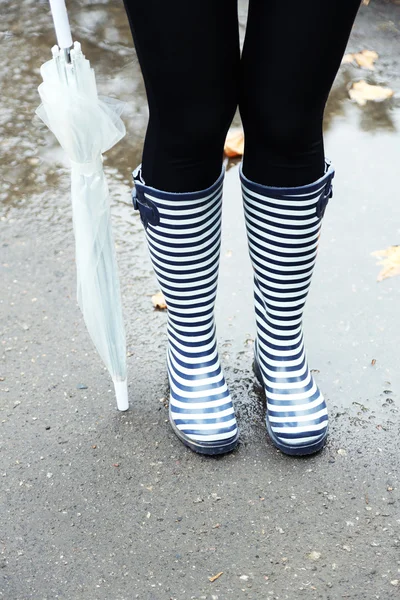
1, 1, 400, 598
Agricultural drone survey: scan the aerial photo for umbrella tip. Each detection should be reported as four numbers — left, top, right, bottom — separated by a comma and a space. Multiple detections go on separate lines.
114, 379, 129, 411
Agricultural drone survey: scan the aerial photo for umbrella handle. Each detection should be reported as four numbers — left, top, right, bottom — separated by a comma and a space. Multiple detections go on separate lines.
49, 0, 73, 50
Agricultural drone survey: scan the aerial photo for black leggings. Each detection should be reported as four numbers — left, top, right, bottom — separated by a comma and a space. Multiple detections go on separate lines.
122, 0, 360, 191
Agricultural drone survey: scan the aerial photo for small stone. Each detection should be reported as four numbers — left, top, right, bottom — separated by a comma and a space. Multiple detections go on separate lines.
390, 580, 399, 586
240, 575, 249, 581
77, 384, 88, 390
337, 448, 347, 456
343, 545, 351, 552
308, 551, 321, 561
47, 472, 53, 478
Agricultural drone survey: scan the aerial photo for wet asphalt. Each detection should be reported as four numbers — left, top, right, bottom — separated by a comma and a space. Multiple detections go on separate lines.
1, 1, 400, 598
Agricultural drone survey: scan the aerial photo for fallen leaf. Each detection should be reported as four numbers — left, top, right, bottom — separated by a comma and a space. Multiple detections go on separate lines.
342, 50, 379, 70
362, 0, 370, 5
151, 291, 167, 310
224, 128, 244, 157
371, 246, 400, 281
371, 359, 376, 366
209, 572, 223, 582
342, 54, 355, 65
349, 80, 394, 106
355, 50, 379, 69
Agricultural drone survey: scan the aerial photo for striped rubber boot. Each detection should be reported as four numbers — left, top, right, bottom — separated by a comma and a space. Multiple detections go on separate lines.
240, 162, 335, 456
132, 166, 239, 455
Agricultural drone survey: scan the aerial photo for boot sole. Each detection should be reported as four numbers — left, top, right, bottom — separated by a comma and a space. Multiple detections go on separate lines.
253, 359, 328, 456
169, 408, 239, 456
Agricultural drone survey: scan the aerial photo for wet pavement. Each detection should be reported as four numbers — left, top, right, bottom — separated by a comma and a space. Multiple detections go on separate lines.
1, 1, 400, 598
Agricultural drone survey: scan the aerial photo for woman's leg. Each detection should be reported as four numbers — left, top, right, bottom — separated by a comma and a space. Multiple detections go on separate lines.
123, 2, 241, 454
240, 0, 361, 187
123, 0, 240, 192
239, 0, 360, 455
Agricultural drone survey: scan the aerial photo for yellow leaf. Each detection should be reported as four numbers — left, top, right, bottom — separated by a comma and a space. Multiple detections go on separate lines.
349, 80, 394, 106
371, 246, 400, 281
355, 50, 379, 69
342, 53, 355, 65
342, 50, 378, 70
151, 291, 167, 310
224, 128, 244, 157
209, 572, 224, 583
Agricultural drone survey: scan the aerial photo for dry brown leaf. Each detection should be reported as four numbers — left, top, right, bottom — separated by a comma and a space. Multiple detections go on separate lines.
209, 572, 224, 583
362, 0, 370, 5
151, 291, 167, 310
342, 50, 378, 69
371, 246, 400, 281
224, 128, 244, 157
349, 80, 394, 106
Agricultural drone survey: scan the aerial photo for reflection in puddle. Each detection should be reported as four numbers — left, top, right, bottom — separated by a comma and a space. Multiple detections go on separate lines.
325, 68, 397, 134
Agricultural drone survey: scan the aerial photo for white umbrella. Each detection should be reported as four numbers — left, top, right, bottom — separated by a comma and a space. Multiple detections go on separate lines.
36, 0, 129, 410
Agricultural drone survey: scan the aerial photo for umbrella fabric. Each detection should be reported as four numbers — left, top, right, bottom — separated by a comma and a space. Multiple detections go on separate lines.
36, 42, 128, 410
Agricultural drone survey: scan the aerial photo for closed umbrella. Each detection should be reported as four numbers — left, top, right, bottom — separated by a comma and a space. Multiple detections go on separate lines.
36, 0, 129, 410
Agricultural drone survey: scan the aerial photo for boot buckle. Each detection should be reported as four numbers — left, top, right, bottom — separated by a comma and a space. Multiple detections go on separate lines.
131, 186, 160, 228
